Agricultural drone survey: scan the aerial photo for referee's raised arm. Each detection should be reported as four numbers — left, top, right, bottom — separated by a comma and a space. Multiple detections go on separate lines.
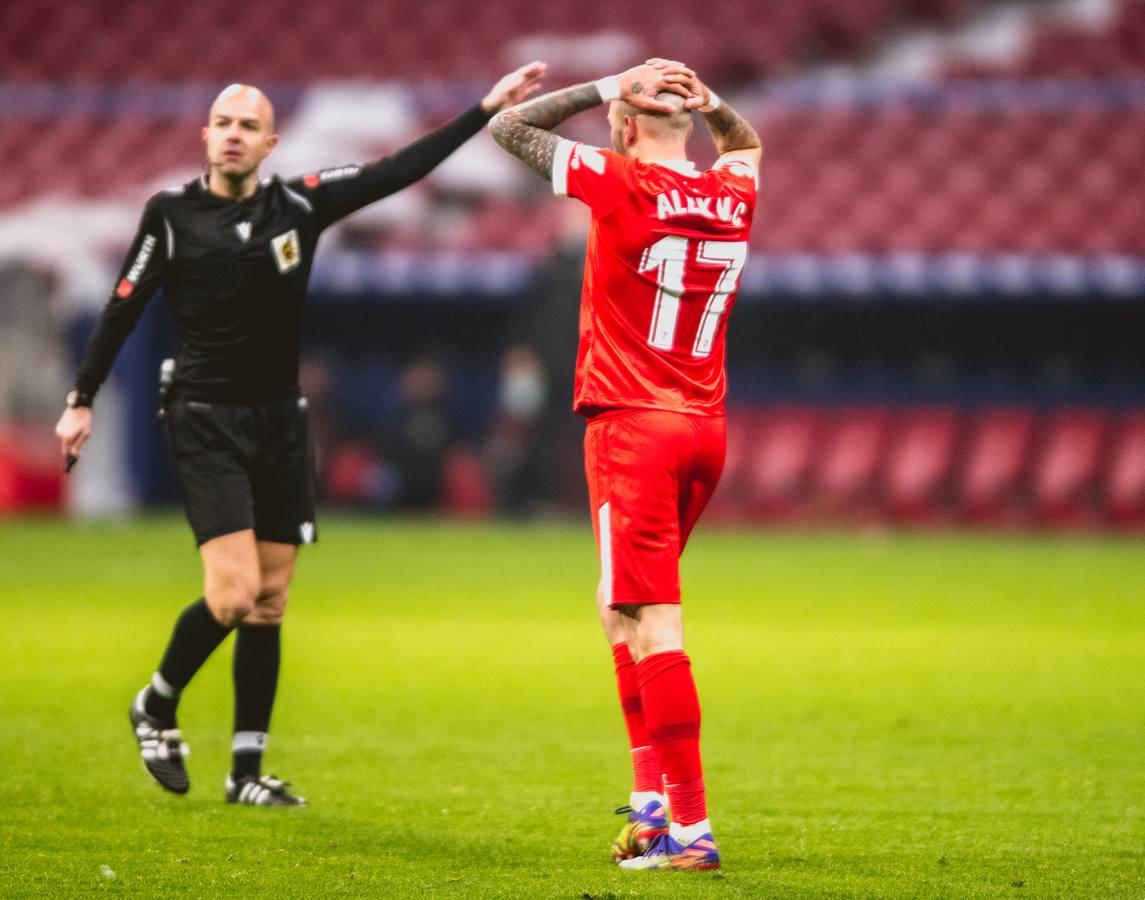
295, 61, 548, 228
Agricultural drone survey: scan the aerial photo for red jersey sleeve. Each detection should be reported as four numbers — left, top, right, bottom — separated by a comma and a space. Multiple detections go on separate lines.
551, 139, 630, 216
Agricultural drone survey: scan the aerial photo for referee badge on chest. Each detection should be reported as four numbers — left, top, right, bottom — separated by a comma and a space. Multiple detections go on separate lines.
270, 229, 302, 274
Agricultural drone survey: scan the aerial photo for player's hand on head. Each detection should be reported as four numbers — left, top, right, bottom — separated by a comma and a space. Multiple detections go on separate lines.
617, 62, 695, 113
645, 57, 694, 76
645, 58, 707, 109
680, 74, 709, 110
482, 61, 548, 113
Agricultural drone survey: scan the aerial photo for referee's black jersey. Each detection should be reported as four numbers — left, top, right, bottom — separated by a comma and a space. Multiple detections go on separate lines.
75, 104, 491, 403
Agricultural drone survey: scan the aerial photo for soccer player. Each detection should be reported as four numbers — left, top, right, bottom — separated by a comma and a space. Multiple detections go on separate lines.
491, 61, 760, 869
54, 64, 546, 806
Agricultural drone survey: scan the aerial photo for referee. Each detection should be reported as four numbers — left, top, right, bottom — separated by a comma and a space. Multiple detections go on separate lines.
54, 64, 546, 806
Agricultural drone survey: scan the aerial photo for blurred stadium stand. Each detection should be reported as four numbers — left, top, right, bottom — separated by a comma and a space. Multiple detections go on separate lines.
2, 0, 1144, 527
709, 403, 1145, 528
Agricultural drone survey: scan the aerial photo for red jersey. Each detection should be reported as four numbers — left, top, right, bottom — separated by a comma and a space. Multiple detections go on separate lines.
552, 139, 757, 416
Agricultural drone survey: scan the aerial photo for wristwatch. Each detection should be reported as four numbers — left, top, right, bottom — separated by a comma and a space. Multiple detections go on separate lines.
65, 390, 93, 409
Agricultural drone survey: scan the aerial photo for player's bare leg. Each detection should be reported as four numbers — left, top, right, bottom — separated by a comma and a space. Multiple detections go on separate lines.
225, 540, 305, 806
617, 603, 719, 871
599, 580, 669, 859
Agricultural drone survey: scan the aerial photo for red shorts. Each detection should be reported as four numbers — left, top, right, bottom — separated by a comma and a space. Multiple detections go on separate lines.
584, 409, 726, 607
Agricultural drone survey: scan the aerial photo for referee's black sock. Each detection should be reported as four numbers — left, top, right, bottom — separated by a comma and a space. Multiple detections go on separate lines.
144, 597, 234, 727
232, 622, 281, 779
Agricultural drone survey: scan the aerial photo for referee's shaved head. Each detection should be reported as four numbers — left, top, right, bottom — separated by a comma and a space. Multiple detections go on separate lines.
203, 83, 279, 197
210, 83, 276, 134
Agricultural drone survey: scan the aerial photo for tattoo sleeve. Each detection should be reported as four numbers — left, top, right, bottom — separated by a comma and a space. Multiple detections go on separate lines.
490, 83, 603, 180
703, 101, 762, 156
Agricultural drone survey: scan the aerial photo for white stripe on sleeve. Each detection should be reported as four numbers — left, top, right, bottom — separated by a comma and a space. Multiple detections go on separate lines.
552, 139, 577, 197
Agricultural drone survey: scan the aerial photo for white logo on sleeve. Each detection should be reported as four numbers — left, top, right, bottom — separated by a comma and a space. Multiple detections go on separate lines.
271, 229, 302, 274
235, 221, 252, 243
299, 521, 315, 543
571, 145, 606, 175
715, 158, 760, 187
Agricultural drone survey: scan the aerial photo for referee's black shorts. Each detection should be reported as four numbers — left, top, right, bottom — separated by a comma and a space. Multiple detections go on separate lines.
165, 392, 317, 547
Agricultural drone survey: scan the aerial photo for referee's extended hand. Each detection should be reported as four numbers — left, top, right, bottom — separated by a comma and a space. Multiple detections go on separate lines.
481, 61, 548, 114
55, 406, 92, 470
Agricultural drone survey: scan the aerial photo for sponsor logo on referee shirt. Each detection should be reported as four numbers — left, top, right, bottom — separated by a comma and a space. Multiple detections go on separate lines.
235, 221, 252, 243
302, 165, 360, 189
116, 234, 157, 297
271, 229, 302, 274
299, 521, 315, 544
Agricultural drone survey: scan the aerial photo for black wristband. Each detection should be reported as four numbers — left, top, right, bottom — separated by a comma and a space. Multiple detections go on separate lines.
66, 390, 93, 408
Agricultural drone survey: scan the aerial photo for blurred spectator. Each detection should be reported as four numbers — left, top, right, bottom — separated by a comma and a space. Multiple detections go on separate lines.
0, 262, 68, 512
486, 203, 588, 517
0, 263, 67, 422
388, 355, 455, 511
485, 345, 548, 512
324, 355, 456, 510
298, 353, 338, 488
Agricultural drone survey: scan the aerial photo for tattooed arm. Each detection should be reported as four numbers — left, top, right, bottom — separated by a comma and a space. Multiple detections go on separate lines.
489, 82, 600, 180
695, 84, 762, 168
490, 62, 694, 179
702, 98, 762, 167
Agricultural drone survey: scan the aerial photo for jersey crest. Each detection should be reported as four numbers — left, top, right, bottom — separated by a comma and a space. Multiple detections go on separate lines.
271, 229, 302, 274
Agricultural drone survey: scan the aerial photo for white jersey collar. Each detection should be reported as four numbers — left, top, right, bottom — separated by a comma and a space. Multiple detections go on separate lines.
652, 159, 701, 178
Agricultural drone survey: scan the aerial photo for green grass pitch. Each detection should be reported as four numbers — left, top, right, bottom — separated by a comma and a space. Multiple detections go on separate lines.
1, 516, 1143, 898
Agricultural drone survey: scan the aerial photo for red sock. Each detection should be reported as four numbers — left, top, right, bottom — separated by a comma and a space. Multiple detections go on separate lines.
636, 649, 707, 826
611, 643, 662, 794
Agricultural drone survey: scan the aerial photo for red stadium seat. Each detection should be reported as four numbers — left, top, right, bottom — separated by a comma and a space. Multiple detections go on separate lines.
744, 406, 820, 522
811, 407, 888, 521
1105, 412, 1145, 527
442, 445, 494, 519
882, 408, 960, 523
1030, 409, 1108, 527
0, 427, 64, 513
959, 408, 1034, 525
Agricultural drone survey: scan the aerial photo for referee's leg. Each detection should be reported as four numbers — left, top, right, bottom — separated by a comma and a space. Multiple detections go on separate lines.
202, 531, 263, 784
201, 530, 262, 625
228, 541, 297, 783
128, 529, 258, 795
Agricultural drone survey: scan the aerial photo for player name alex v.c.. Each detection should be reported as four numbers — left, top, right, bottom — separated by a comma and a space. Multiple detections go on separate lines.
655, 189, 747, 226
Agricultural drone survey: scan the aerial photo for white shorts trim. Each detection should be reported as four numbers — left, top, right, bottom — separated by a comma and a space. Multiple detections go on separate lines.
598, 501, 613, 606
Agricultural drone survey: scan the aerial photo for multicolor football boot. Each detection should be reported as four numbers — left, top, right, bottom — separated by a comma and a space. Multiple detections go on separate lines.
611, 799, 669, 861
618, 831, 721, 871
